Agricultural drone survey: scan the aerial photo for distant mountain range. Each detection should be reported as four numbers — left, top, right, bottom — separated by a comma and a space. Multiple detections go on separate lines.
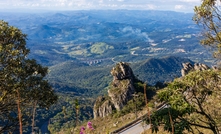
0, 10, 214, 67
0, 10, 214, 96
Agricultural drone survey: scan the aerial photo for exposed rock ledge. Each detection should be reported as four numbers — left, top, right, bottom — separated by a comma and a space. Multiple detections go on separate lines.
93, 62, 136, 119
181, 62, 210, 77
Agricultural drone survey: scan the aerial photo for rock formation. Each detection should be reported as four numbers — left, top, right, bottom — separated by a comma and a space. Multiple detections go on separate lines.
181, 62, 210, 76
93, 62, 136, 118
93, 96, 115, 118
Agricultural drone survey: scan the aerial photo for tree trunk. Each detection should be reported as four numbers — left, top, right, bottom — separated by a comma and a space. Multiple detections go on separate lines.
16, 89, 23, 134
144, 83, 152, 133
76, 109, 78, 126
32, 101, 37, 133
168, 110, 174, 134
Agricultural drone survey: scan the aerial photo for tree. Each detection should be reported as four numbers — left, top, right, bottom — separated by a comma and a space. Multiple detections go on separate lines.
0, 20, 58, 133
194, 0, 221, 58
149, 70, 221, 134
74, 99, 79, 126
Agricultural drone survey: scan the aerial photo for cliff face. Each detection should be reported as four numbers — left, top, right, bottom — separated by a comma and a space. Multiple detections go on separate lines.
93, 62, 136, 118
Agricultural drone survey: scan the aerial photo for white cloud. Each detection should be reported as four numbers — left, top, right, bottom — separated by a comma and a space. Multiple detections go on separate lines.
31, 3, 40, 7
146, 4, 157, 10
61, 2, 65, 6
179, 0, 200, 2
68, 2, 73, 6
119, 4, 157, 10
175, 5, 185, 10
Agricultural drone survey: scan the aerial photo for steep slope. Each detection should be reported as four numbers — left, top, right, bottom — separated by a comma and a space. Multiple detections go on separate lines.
132, 56, 193, 85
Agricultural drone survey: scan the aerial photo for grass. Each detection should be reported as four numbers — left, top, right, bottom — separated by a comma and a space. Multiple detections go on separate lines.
90, 42, 114, 54
57, 108, 148, 134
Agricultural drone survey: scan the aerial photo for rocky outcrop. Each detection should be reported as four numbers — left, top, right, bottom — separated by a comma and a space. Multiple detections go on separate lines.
93, 62, 136, 118
181, 62, 210, 76
108, 79, 135, 111
93, 96, 115, 118
111, 62, 135, 81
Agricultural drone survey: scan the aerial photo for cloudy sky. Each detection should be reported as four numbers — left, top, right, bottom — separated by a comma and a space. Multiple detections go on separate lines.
0, 0, 201, 12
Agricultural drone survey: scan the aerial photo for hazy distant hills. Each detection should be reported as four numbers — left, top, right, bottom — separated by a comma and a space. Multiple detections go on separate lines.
0, 10, 214, 67
0, 10, 214, 96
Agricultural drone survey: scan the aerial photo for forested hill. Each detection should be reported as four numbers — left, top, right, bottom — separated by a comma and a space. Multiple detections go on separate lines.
132, 56, 193, 85
47, 56, 193, 96
0, 10, 214, 67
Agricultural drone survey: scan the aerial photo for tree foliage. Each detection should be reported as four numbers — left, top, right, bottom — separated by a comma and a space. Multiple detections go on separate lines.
0, 20, 58, 133
194, 0, 221, 58
149, 70, 221, 134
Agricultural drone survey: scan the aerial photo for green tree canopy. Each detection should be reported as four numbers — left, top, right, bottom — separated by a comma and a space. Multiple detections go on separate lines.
149, 69, 221, 134
0, 20, 58, 133
194, 0, 221, 58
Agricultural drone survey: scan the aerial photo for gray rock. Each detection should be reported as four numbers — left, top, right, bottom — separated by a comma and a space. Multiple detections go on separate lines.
93, 62, 136, 118
93, 96, 115, 119
181, 62, 210, 76
108, 79, 135, 111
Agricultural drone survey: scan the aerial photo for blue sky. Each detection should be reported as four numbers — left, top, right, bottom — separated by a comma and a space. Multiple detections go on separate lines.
0, 0, 201, 12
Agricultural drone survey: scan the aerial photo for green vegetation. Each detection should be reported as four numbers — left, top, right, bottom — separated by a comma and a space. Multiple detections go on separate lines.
90, 42, 114, 54
142, 3, 221, 133
0, 21, 58, 133
112, 92, 145, 118
1, 9, 221, 134
194, 0, 221, 58
149, 70, 221, 134
48, 93, 94, 133
132, 56, 192, 85
142, 2, 221, 133
47, 56, 191, 99
0, 10, 214, 67
48, 63, 112, 96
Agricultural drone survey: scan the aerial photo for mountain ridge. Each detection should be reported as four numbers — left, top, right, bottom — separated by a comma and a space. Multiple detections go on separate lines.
47, 56, 193, 96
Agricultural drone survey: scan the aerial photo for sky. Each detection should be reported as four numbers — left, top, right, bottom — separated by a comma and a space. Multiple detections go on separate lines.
0, 0, 201, 13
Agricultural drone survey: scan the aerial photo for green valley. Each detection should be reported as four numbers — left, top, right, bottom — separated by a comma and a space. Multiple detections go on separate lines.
0, 9, 218, 133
